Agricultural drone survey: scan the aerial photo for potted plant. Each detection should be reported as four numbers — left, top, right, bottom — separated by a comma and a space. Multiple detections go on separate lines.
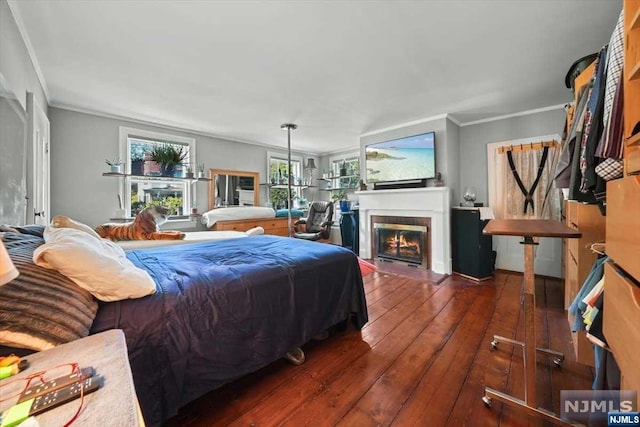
151, 144, 188, 177
106, 158, 123, 174
270, 188, 298, 210
331, 191, 351, 212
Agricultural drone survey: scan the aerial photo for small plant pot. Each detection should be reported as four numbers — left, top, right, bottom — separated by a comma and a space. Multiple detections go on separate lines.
110, 165, 122, 174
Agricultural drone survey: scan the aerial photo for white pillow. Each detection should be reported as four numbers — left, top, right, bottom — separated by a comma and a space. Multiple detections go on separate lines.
33, 226, 156, 301
51, 215, 101, 239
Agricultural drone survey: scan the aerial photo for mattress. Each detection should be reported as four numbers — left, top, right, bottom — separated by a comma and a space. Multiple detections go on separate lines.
201, 206, 275, 228
115, 230, 248, 250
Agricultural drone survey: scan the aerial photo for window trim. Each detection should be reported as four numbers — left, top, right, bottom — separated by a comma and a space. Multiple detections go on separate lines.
267, 150, 303, 206
119, 127, 196, 221
328, 151, 360, 177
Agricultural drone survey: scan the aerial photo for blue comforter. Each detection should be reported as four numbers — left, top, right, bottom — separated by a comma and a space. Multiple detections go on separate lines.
90, 235, 367, 426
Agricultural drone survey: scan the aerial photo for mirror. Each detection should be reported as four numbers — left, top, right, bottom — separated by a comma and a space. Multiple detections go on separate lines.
0, 74, 27, 225
208, 169, 259, 210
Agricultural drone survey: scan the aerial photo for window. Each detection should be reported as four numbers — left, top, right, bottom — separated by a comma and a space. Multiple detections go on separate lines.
267, 151, 302, 209
329, 153, 360, 190
119, 127, 196, 219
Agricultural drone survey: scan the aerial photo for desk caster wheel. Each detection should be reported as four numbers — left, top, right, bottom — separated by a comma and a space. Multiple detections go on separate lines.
482, 396, 492, 407
490, 340, 498, 350
552, 358, 563, 368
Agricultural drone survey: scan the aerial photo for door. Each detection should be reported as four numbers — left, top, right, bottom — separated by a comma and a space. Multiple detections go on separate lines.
27, 93, 50, 225
487, 135, 563, 278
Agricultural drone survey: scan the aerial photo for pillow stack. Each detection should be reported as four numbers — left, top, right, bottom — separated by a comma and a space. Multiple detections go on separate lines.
0, 228, 98, 351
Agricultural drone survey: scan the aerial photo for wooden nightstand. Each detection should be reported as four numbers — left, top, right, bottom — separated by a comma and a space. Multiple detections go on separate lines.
0, 330, 144, 426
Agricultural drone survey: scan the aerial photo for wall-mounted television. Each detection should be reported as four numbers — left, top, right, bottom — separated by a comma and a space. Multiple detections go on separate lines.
365, 131, 435, 187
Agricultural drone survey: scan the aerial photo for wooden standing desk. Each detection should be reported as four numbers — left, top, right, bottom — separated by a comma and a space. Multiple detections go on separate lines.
482, 219, 581, 425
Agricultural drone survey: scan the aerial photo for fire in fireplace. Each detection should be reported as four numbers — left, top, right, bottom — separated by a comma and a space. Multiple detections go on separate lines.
373, 223, 427, 265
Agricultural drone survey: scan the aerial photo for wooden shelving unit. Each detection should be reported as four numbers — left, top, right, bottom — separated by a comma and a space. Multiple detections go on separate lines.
624, 0, 640, 176
603, 0, 640, 400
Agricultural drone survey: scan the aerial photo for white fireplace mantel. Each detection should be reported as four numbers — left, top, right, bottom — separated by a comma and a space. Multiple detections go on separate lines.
356, 187, 451, 275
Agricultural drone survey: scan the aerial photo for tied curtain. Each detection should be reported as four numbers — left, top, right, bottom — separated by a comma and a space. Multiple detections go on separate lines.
497, 145, 560, 220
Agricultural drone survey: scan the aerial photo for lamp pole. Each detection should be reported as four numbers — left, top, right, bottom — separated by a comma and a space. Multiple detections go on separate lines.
280, 123, 297, 237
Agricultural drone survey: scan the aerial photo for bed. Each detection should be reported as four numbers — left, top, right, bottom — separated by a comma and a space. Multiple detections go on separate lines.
0, 227, 368, 426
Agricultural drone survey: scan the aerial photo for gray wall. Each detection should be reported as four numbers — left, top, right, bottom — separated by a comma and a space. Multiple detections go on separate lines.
359, 116, 461, 202
0, 0, 47, 112
458, 108, 566, 205
49, 107, 317, 228
45, 106, 566, 228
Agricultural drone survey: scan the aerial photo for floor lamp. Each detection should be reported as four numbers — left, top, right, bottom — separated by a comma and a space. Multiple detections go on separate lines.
280, 123, 297, 238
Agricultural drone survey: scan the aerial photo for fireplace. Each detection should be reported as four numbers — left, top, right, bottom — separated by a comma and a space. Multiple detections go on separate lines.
374, 223, 427, 264
371, 215, 431, 268
357, 187, 450, 274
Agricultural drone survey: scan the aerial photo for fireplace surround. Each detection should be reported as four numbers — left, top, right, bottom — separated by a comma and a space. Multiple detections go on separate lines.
356, 187, 451, 274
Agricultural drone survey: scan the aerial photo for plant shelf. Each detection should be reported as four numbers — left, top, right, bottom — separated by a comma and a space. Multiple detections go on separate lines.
102, 172, 211, 182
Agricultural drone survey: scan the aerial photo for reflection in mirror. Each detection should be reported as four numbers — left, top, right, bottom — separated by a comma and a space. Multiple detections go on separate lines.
208, 169, 259, 210
0, 74, 27, 225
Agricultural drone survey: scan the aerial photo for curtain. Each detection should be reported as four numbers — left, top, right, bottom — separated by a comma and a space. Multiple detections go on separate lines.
499, 146, 560, 220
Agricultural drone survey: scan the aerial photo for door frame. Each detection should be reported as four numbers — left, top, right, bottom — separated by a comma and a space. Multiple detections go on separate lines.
27, 92, 50, 225
486, 134, 563, 277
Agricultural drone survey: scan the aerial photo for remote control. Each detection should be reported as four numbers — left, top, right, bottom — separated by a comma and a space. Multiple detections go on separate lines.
18, 367, 95, 403
29, 375, 102, 416
0, 377, 102, 427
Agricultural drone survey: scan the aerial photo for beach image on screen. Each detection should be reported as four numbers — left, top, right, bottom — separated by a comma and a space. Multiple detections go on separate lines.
365, 132, 435, 182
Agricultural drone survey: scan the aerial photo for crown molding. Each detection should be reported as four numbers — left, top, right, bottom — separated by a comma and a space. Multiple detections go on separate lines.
446, 114, 462, 126
319, 145, 361, 157
359, 113, 449, 138
6, 0, 50, 103
459, 104, 566, 127
49, 102, 316, 153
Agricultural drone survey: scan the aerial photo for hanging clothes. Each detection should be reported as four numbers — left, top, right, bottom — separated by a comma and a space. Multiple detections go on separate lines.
555, 85, 590, 188
568, 256, 608, 332
596, 73, 625, 160
598, 8, 625, 157
581, 45, 608, 193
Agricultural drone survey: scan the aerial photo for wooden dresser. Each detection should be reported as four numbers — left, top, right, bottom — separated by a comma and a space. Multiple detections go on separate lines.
603, 0, 640, 397
564, 200, 605, 367
210, 216, 299, 237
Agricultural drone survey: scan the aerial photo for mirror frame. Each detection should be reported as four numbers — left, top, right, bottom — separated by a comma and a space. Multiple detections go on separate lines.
208, 168, 260, 210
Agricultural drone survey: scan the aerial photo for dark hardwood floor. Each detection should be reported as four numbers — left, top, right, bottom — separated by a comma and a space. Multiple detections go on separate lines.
167, 267, 593, 426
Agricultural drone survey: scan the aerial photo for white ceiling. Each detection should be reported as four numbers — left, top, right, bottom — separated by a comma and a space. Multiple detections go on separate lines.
12, 0, 621, 154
